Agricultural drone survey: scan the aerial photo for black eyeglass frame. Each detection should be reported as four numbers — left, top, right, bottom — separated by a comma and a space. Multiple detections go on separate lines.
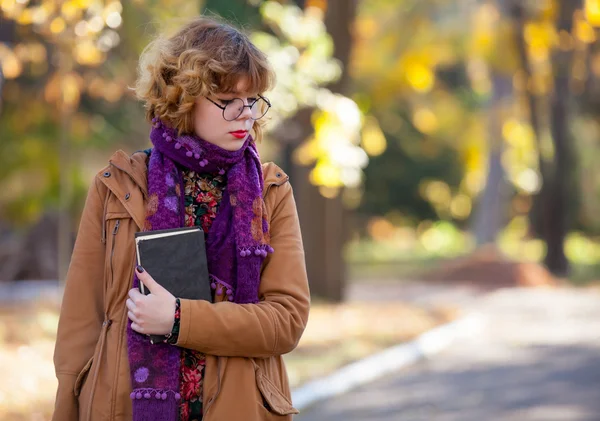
205, 94, 272, 121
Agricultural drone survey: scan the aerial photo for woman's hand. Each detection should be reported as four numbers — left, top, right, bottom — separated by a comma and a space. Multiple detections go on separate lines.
126, 266, 176, 335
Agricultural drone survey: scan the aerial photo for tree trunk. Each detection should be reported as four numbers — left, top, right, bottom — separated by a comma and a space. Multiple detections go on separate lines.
280, 0, 357, 302
542, 0, 581, 276
511, 0, 580, 276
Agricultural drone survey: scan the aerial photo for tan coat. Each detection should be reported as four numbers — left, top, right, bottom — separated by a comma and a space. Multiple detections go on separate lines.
52, 150, 310, 421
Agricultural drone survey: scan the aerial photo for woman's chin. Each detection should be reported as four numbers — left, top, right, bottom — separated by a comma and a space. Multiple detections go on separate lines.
222, 141, 246, 151
202, 137, 246, 151
223, 136, 248, 151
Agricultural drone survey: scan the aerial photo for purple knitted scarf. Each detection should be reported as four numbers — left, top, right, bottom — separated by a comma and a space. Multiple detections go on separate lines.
126, 117, 273, 421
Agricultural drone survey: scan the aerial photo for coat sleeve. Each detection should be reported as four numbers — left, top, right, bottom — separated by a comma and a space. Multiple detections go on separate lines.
175, 181, 310, 358
52, 177, 107, 421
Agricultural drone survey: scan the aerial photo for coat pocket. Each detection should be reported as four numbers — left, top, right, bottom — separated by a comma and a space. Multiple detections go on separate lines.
74, 356, 94, 397
255, 367, 298, 416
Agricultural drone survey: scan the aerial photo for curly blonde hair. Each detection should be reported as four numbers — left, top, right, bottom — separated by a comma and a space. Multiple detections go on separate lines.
134, 17, 275, 140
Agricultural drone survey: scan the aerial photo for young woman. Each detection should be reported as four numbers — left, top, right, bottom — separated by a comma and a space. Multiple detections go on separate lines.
52, 17, 310, 421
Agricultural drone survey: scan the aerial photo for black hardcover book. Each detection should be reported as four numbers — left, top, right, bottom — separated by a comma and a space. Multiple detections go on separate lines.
135, 226, 212, 301
134, 227, 211, 343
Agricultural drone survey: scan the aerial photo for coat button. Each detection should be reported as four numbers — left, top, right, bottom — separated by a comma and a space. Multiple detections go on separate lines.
103, 171, 111, 177
125, 193, 131, 200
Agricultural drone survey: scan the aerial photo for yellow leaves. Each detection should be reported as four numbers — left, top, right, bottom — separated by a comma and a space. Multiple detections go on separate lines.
60, 1, 82, 22
1, 0, 17, 17
83, 76, 124, 102
44, 71, 83, 112
502, 118, 535, 149
524, 20, 557, 61
472, 31, 494, 56
524, 21, 557, 49
261, 1, 327, 48
575, 15, 596, 43
293, 138, 320, 166
586, 0, 600, 27
450, 194, 472, 220
293, 93, 368, 194
16, 8, 32, 25
74, 40, 104, 66
13, 42, 47, 66
421, 180, 452, 214
401, 52, 436, 93
463, 144, 482, 173
405, 61, 435, 93
565, 232, 600, 265
456, 118, 488, 197
73, 0, 94, 7
0, 43, 22, 79
4, 1, 123, 51
420, 178, 475, 222
412, 107, 438, 134
368, 217, 395, 241
501, 118, 541, 194
103, 81, 123, 102
419, 221, 466, 253
61, 73, 82, 110
422, 181, 452, 218
498, 216, 545, 262
310, 163, 342, 188
471, 3, 500, 57
361, 116, 387, 156
49, 16, 66, 34
538, 0, 557, 21
470, 5, 519, 74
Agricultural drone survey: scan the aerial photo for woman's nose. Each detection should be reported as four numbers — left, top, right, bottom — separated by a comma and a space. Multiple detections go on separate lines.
237, 102, 253, 120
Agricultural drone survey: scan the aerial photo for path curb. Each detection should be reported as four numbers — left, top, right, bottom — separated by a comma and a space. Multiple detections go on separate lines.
291, 311, 486, 411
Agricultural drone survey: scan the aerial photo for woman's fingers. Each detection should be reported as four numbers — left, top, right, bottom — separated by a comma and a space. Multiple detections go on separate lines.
126, 298, 143, 330
127, 310, 140, 324
130, 322, 144, 334
135, 265, 165, 295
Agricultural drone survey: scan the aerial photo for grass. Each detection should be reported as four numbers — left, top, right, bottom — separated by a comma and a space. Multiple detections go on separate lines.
347, 255, 600, 287
347, 258, 447, 283
568, 263, 600, 286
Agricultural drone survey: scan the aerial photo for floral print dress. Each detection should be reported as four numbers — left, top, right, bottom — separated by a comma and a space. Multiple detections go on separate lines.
163, 169, 227, 421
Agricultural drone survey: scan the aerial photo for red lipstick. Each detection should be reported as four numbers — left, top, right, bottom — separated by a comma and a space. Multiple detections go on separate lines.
229, 130, 248, 139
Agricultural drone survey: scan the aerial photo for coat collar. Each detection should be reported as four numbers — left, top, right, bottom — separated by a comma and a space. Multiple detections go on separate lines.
103, 149, 289, 194
107, 150, 149, 197
97, 149, 289, 230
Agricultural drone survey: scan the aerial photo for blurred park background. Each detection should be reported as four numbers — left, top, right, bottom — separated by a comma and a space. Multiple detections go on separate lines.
2, 0, 600, 419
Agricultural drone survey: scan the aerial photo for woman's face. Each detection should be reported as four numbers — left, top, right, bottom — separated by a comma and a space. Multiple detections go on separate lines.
192, 78, 257, 151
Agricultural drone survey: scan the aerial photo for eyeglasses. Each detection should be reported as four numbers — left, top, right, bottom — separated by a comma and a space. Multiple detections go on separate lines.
206, 94, 271, 121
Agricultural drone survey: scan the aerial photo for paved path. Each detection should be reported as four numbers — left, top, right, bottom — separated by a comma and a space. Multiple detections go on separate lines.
296, 287, 600, 421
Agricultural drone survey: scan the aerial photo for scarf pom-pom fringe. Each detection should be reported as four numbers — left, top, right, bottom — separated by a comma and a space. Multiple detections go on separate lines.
209, 275, 235, 302
238, 245, 274, 258
130, 389, 180, 401
131, 388, 180, 421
